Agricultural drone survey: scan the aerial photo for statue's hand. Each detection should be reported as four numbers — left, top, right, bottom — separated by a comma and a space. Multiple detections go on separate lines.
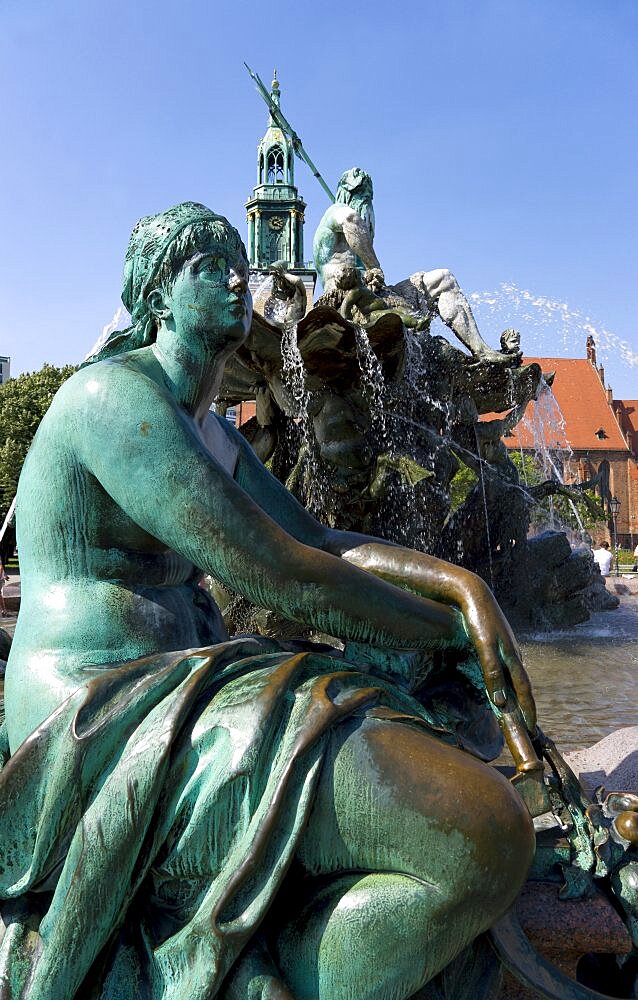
363, 268, 385, 293
460, 577, 537, 734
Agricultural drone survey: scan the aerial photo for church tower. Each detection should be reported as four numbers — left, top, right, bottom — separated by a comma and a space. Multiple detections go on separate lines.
245, 72, 316, 304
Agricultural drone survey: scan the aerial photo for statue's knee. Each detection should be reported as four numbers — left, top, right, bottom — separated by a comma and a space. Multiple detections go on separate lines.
417, 267, 458, 298
276, 873, 450, 999
473, 771, 536, 896
438, 268, 459, 294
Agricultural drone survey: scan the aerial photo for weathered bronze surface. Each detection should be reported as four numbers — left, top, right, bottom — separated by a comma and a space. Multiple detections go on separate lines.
0, 203, 545, 998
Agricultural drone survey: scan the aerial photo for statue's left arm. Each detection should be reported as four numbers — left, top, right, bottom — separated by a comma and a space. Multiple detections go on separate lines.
233, 426, 536, 735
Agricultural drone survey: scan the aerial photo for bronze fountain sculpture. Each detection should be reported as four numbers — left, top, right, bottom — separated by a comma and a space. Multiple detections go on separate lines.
0, 112, 635, 997
220, 165, 609, 633
0, 202, 542, 998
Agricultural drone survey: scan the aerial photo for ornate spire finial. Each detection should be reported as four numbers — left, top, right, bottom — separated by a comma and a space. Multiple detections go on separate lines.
271, 69, 280, 92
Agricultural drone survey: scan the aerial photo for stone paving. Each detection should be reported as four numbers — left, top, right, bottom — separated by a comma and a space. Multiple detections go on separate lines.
566, 726, 638, 796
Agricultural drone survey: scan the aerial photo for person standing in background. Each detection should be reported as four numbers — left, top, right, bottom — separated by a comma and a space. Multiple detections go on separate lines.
593, 540, 614, 577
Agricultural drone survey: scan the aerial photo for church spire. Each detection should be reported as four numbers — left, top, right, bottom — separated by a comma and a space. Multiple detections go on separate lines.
245, 72, 308, 271
245, 71, 316, 306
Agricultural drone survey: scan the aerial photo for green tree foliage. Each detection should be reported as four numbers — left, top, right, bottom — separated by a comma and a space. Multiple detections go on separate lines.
447, 449, 607, 535
0, 363, 77, 521
448, 459, 478, 514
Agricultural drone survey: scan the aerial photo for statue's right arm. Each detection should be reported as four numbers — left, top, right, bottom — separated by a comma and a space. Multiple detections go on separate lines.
231, 422, 535, 733
330, 205, 382, 273
72, 367, 466, 659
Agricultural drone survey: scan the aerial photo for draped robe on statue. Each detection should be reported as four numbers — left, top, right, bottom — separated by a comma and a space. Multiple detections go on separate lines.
0, 633, 501, 999
0, 202, 530, 1000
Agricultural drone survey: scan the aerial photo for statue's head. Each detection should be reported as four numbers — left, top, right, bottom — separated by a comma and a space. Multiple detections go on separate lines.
268, 262, 288, 298
269, 260, 288, 285
335, 167, 375, 239
84, 202, 249, 365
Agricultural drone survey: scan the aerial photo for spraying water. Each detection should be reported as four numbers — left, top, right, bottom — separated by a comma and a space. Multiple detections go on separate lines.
470, 282, 638, 390
280, 324, 308, 419
84, 306, 131, 361
250, 273, 274, 311
279, 324, 327, 516
518, 379, 586, 534
473, 425, 496, 590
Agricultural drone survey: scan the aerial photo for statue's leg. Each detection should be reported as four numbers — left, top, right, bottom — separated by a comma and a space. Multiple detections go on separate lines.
410, 269, 507, 362
274, 715, 534, 1000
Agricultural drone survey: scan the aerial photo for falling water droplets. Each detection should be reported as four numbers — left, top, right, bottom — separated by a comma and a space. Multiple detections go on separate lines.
354, 326, 387, 445
279, 325, 329, 518
472, 425, 496, 591
470, 282, 638, 384
518, 379, 586, 533
250, 273, 274, 310
280, 324, 308, 418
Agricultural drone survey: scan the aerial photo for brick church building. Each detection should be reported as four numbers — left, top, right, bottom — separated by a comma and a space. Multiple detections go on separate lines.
502, 337, 638, 548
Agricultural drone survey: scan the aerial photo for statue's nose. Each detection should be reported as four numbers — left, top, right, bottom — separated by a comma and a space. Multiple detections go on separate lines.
229, 268, 248, 292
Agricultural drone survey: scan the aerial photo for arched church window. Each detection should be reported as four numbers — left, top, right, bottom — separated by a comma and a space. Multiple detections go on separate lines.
259, 154, 264, 184
268, 229, 284, 264
267, 146, 285, 184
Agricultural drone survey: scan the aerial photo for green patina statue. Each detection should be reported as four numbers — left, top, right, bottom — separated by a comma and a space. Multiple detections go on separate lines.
0, 202, 539, 999
313, 167, 522, 365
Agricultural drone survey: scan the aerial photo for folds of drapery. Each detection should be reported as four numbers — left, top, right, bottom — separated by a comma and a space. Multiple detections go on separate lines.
0, 636, 501, 1000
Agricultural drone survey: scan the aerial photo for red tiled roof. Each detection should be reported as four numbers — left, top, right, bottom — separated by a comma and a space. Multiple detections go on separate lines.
493, 358, 630, 452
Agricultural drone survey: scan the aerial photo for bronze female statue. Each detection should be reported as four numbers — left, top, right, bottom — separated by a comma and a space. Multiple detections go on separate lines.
0, 202, 537, 999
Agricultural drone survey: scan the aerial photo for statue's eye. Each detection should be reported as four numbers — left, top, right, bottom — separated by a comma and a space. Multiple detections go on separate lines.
201, 257, 228, 279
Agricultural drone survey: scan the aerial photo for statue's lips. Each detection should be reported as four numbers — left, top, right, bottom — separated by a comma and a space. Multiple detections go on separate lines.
228, 297, 248, 315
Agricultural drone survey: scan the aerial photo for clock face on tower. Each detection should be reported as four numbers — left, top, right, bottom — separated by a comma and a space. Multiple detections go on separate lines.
268, 216, 285, 232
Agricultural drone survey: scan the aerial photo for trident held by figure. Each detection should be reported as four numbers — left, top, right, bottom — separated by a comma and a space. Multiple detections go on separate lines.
244, 63, 336, 203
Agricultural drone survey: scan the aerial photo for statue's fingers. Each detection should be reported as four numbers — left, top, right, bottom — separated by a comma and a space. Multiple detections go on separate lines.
481, 647, 507, 708
503, 651, 537, 731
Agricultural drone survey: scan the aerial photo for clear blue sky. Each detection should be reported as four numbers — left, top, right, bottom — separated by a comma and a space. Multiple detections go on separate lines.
1, 0, 637, 397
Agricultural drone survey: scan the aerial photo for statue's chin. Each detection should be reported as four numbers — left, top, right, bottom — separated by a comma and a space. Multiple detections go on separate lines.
216, 310, 252, 341
217, 320, 251, 358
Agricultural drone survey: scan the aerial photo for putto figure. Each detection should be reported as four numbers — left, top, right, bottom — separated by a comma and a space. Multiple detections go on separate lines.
0, 202, 536, 999
313, 167, 521, 365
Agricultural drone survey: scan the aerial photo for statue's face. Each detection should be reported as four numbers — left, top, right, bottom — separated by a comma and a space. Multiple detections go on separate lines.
165, 240, 252, 350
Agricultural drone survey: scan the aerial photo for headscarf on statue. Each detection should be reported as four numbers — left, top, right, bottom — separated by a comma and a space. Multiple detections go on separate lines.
82, 201, 247, 367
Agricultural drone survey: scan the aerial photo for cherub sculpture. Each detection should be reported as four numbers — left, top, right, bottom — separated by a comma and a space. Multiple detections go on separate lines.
252, 260, 308, 329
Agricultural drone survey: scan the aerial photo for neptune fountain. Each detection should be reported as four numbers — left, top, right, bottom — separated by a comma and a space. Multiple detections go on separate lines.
0, 71, 634, 1000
